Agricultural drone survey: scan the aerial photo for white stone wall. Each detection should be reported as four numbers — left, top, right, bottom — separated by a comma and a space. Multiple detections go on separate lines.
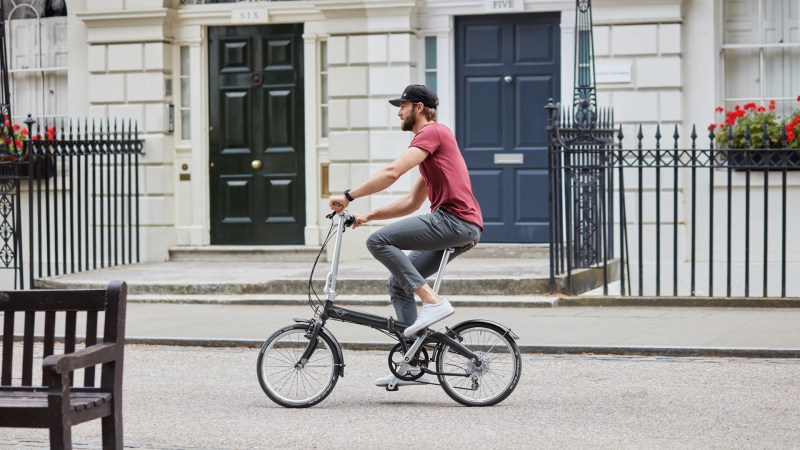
592, 2, 684, 148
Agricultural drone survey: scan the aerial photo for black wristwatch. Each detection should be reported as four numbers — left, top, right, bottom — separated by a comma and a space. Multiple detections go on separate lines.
343, 189, 354, 201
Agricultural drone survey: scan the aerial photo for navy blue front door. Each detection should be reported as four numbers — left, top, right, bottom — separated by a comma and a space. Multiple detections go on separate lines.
456, 13, 560, 243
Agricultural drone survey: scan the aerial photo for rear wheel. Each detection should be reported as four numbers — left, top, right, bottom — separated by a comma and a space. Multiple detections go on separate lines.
257, 324, 340, 408
434, 322, 521, 406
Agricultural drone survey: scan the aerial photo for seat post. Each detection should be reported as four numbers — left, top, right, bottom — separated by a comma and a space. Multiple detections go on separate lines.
431, 248, 456, 294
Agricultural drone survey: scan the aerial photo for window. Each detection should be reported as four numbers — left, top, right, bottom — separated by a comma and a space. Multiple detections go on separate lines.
179, 46, 191, 141
722, 0, 800, 115
320, 41, 329, 138
424, 36, 437, 92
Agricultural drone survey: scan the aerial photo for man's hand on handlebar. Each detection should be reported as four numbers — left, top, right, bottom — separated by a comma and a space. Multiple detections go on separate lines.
350, 213, 367, 229
328, 194, 349, 213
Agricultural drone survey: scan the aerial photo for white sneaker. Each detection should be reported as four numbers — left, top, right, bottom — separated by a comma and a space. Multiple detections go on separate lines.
403, 299, 455, 337
374, 368, 436, 387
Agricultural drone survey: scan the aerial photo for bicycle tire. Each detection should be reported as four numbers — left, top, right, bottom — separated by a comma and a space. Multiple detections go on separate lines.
257, 324, 340, 408
434, 321, 522, 407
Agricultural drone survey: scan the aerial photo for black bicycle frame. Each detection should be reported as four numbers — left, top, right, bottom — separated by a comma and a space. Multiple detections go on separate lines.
296, 299, 481, 368
294, 211, 481, 370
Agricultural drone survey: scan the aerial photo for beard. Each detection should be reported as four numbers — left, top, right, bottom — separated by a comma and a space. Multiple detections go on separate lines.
401, 108, 417, 131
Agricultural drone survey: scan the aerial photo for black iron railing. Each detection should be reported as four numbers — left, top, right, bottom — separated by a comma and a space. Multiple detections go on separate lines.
0, 112, 144, 289
613, 125, 799, 298
547, 100, 617, 294
548, 105, 800, 298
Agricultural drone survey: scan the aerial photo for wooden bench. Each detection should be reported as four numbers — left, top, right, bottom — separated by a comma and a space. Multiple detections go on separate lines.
0, 280, 127, 449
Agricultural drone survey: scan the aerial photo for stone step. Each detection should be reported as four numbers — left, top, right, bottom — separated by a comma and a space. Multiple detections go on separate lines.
36, 276, 554, 296
168, 245, 325, 262
460, 243, 550, 259
168, 243, 550, 262
126, 293, 559, 307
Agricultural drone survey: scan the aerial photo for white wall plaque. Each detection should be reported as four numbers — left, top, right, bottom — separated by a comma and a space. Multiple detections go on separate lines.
231, 9, 268, 24
494, 153, 524, 164
484, 0, 524, 13
595, 64, 632, 83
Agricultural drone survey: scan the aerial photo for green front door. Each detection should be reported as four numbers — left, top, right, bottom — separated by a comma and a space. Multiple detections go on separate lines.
208, 25, 305, 244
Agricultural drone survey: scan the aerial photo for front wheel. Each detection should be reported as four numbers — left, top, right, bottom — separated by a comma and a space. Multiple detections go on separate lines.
434, 322, 522, 407
257, 324, 340, 408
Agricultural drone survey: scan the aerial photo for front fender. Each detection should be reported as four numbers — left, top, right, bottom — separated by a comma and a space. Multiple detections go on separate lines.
293, 318, 346, 377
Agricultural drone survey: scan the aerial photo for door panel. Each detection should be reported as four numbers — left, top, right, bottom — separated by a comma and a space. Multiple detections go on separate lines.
221, 176, 253, 224
456, 13, 560, 243
209, 25, 305, 244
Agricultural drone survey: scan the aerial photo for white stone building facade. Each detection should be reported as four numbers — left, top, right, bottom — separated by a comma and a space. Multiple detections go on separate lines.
8, 0, 797, 293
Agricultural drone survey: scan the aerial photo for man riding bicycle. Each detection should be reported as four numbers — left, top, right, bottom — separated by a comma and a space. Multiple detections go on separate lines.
328, 84, 483, 387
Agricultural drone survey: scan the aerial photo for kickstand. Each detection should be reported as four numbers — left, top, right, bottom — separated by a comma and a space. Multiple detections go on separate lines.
386, 378, 400, 391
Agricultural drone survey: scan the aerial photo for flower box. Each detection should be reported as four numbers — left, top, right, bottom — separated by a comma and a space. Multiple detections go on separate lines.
0, 156, 56, 180
721, 148, 800, 171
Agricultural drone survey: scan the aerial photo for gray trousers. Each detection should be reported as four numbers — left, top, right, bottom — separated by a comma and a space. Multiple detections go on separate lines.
365, 208, 481, 324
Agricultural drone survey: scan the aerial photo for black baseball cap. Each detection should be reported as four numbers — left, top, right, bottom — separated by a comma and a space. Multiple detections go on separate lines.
388, 84, 439, 109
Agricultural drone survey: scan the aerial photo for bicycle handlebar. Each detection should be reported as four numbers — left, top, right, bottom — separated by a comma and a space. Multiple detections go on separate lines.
326, 210, 356, 228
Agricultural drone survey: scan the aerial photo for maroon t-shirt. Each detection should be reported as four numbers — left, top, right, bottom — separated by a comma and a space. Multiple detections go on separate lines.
410, 122, 483, 229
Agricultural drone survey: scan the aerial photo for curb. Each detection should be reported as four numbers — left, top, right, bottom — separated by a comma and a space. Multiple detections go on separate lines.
125, 337, 800, 359
560, 296, 800, 308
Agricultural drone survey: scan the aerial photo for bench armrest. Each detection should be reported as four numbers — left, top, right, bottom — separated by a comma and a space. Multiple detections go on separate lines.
42, 343, 121, 375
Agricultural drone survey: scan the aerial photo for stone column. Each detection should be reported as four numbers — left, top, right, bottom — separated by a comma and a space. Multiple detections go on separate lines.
75, 0, 175, 262
318, 0, 420, 258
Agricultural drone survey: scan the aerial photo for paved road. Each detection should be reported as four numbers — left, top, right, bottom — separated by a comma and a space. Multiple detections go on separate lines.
2, 346, 799, 449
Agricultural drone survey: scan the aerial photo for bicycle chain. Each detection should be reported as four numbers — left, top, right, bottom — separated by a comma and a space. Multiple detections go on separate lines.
398, 376, 478, 391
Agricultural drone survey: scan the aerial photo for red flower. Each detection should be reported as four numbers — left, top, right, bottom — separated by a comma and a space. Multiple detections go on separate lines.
797, 95, 800, 102
31, 135, 39, 141
715, 107, 724, 113
14, 139, 22, 148
12, 124, 19, 131
757, 106, 766, 112
3, 120, 9, 127
788, 131, 796, 142
744, 102, 757, 110
708, 124, 716, 131
769, 100, 776, 110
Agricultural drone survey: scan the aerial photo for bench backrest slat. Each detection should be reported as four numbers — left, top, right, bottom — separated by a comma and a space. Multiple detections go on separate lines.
42, 311, 56, 386
64, 311, 77, 386
84, 311, 98, 387
22, 311, 35, 385
1, 313, 13, 385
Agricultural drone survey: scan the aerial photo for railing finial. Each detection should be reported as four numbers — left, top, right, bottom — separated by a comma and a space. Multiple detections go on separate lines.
572, 0, 597, 130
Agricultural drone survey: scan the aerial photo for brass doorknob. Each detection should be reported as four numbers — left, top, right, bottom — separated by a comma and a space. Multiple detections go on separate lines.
251, 160, 262, 170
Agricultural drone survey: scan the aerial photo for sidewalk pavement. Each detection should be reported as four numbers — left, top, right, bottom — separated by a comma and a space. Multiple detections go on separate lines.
32, 257, 800, 358
119, 301, 800, 358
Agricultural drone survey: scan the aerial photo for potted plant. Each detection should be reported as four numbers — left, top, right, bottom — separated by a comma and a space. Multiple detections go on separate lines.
710, 96, 800, 169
